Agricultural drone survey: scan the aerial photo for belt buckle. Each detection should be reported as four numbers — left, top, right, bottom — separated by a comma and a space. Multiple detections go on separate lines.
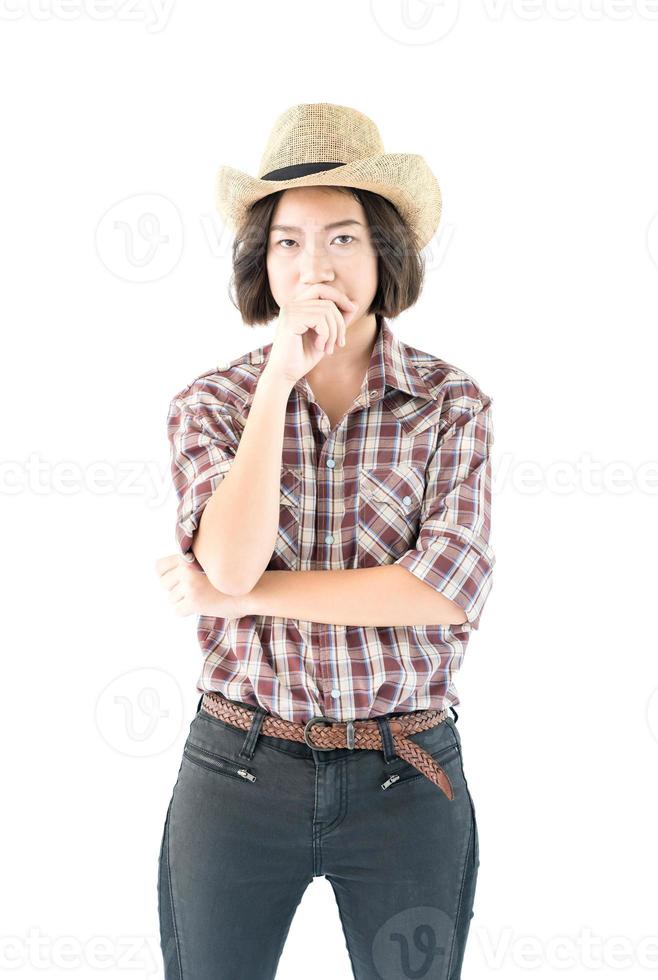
303, 715, 356, 751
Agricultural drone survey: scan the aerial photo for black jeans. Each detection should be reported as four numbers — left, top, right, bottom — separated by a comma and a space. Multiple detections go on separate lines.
158, 695, 479, 979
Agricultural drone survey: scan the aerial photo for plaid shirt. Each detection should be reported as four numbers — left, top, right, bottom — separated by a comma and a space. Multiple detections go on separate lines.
167, 314, 495, 722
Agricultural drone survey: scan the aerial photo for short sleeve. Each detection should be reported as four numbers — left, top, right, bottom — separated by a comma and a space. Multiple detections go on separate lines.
394, 389, 495, 631
166, 382, 240, 564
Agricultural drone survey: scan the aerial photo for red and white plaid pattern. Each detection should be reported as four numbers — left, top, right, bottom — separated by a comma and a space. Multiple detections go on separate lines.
167, 315, 495, 722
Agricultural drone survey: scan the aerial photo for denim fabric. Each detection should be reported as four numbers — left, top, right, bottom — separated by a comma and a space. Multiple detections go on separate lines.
157, 696, 479, 980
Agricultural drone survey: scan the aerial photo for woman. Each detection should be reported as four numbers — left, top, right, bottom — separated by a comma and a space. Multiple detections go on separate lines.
155, 103, 495, 980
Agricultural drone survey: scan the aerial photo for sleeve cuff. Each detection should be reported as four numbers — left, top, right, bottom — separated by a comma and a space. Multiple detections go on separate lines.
394, 528, 495, 631
175, 457, 234, 563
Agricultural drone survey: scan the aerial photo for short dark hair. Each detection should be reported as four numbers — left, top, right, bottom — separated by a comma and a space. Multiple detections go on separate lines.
227, 186, 426, 326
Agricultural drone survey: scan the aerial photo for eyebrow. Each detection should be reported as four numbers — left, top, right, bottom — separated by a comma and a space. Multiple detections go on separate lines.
269, 219, 363, 233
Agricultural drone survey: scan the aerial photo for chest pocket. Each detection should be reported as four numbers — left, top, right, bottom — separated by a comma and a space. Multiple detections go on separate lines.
357, 464, 425, 566
268, 467, 302, 571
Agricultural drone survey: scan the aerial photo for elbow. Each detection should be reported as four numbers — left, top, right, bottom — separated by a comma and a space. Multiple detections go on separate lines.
205, 563, 260, 597
444, 597, 469, 627
193, 539, 259, 596
219, 580, 255, 598
194, 530, 273, 596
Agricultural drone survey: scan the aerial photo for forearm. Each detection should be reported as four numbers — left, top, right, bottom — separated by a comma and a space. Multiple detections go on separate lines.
239, 564, 469, 627
194, 367, 293, 595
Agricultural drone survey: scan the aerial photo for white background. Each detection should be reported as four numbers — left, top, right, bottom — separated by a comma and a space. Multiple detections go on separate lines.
2, 1, 658, 977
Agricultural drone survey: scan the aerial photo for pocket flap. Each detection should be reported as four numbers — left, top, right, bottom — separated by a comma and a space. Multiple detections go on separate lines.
360, 464, 425, 512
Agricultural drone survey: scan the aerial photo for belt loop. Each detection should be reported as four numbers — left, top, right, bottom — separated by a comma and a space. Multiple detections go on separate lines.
196, 694, 204, 714
376, 716, 398, 765
238, 705, 268, 760
450, 707, 459, 723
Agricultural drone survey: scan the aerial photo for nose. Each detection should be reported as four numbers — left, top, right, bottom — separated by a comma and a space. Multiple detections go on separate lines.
299, 241, 334, 284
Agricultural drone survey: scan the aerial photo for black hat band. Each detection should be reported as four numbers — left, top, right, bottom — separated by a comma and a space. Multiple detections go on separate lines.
260, 162, 345, 181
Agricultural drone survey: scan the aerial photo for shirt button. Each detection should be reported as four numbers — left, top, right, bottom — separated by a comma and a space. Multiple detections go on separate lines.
325, 534, 334, 545
402, 495, 412, 506
331, 689, 340, 698
326, 459, 335, 468
369, 389, 378, 397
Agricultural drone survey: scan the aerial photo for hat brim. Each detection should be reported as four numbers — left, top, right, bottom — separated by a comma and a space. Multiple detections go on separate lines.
215, 153, 441, 250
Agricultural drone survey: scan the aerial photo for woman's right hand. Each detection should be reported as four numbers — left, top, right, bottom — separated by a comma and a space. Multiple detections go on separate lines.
264, 285, 360, 386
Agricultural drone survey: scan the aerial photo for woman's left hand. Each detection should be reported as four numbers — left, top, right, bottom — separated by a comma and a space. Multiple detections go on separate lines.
154, 554, 247, 619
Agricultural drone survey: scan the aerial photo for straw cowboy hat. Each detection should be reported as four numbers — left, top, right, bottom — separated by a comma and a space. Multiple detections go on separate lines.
215, 102, 442, 250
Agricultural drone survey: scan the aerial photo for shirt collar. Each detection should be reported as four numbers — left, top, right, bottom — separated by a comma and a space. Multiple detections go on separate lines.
377, 314, 434, 401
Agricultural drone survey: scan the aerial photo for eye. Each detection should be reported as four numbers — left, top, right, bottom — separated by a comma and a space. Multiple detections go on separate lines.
273, 234, 355, 250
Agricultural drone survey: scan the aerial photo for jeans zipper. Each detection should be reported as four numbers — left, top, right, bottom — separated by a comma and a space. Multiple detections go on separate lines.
380, 740, 459, 790
381, 770, 422, 791
183, 743, 257, 783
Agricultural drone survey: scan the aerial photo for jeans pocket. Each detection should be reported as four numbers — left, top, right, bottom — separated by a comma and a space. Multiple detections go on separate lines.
379, 722, 460, 792
182, 739, 258, 784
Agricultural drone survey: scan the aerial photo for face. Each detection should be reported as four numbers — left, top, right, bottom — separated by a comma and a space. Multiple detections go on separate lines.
265, 186, 378, 338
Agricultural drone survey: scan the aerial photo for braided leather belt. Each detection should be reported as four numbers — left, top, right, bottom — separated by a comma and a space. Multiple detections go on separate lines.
200, 692, 455, 800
